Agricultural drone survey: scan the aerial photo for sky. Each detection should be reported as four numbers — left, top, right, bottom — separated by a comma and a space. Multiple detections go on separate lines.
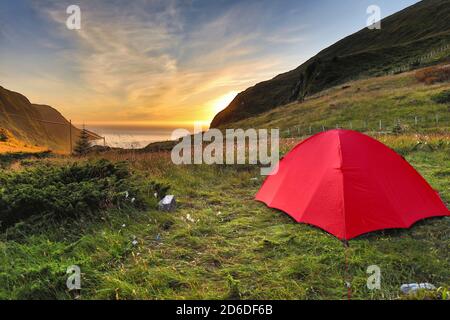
0, 0, 420, 127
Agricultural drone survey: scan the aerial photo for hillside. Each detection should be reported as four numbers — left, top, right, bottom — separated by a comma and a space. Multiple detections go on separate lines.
211, 0, 450, 127
0, 86, 100, 153
218, 65, 450, 134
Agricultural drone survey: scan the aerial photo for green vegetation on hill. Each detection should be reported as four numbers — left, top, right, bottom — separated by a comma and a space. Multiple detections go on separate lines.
211, 0, 450, 127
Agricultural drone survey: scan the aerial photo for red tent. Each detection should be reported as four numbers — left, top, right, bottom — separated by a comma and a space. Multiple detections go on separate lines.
256, 129, 449, 240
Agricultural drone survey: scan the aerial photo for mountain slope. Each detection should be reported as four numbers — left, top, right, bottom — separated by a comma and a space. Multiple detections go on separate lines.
221, 65, 450, 133
0, 86, 100, 152
211, 0, 450, 128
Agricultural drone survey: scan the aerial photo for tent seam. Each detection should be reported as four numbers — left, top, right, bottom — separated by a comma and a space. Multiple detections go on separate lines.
336, 131, 347, 240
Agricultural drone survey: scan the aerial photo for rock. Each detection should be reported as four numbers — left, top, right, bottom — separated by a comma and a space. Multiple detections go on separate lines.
158, 195, 176, 212
400, 283, 436, 294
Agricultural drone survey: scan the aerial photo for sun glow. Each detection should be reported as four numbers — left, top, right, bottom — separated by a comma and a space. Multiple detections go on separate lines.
211, 91, 239, 115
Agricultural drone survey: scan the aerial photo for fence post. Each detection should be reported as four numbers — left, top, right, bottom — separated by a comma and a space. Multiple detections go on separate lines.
379, 120, 382, 131
309, 126, 312, 134
69, 119, 72, 154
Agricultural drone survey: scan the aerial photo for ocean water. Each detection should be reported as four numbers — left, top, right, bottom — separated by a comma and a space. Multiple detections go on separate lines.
85, 125, 187, 149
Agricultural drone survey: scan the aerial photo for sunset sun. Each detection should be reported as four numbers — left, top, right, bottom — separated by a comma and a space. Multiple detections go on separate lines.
211, 91, 239, 115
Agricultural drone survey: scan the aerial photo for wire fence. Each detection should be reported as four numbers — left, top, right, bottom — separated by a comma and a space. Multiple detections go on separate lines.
280, 114, 450, 138
0, 111, 105, 153
385, 43, 450, 76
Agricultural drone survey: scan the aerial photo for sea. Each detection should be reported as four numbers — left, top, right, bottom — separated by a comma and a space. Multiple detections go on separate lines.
84, 124, 193, 149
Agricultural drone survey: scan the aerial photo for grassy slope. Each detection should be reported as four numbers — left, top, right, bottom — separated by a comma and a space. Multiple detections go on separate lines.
221, 68, 450, 132
211, 0, 450, 127
0, 86, 101, 153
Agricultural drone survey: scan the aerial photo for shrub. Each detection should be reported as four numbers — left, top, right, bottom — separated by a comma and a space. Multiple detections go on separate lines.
0, 151, 52, 168
0, 159, 148, 229
415, 65, 450, 85
431, 90, 450, 104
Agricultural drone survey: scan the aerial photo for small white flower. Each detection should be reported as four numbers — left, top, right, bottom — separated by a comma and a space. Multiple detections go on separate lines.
121, 224, 126, 228
131, 197, 136, 203
132, 240, 138, 246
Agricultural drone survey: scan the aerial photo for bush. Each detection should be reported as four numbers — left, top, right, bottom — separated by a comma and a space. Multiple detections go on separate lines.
415, 65, 450, 85
0, 159, 147, 229
431, 90, 450, 104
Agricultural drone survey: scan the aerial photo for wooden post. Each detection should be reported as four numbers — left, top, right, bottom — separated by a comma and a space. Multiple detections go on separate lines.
379, 120, 382, 131
69, 119, 72, 154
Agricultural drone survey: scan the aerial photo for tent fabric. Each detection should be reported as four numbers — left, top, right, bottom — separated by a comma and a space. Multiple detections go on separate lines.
255, 129, 450, 240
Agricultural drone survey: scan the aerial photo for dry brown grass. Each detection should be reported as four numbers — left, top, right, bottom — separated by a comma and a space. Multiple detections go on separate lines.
415, 65, 450, 85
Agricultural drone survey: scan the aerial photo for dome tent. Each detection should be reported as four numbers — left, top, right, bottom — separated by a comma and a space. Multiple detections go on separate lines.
256, 129, 449, 240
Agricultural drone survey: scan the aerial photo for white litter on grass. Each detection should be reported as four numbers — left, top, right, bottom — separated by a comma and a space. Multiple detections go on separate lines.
158, 195, 176, 212
400, 283, 436, 294
186, 214, 195, 223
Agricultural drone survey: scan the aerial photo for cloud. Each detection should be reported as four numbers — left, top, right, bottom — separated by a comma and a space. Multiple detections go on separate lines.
24, 0, 308, 124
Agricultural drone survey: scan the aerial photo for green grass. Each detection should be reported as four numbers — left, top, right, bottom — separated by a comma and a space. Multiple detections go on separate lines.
0, 135, 448, 300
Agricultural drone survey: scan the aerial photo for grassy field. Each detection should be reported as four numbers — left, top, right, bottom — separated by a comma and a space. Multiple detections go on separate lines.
0, 133, 448, 300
